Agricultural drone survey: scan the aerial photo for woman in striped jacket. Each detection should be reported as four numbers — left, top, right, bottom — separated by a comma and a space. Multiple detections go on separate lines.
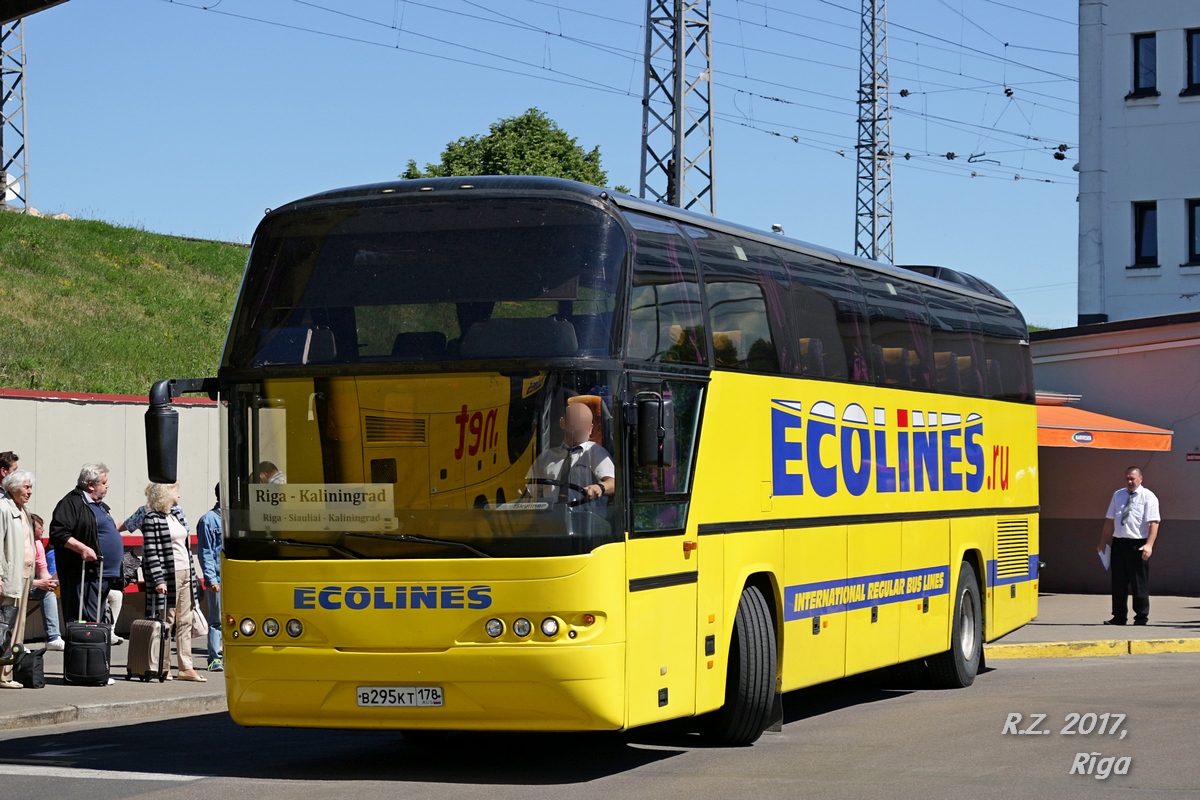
141, 482, 206, 682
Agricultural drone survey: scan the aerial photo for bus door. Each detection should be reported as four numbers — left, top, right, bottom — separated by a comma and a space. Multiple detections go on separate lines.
624, 376, 704, 727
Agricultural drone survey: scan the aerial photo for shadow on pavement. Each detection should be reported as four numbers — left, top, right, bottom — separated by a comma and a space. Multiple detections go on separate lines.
0, 715, 684, 785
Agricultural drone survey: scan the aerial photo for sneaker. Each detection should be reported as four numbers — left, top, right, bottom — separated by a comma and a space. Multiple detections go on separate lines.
106, 678, 115, 686
0, 680, 23, 689
45, 637, 65, 651
110, 636, 124, 646
207, 658, 223, 672
1102, 618, 1127, 626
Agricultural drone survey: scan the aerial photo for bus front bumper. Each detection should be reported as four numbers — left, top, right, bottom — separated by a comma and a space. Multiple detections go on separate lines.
224, 642, 626, 731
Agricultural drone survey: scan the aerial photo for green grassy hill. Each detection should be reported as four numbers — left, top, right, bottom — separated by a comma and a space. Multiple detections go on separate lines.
0, 212, 248, 395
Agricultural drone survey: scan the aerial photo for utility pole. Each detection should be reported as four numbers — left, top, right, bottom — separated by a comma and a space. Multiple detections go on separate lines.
639, 0, 715, 215
854, 0, 893, 263
0, 20, 28, 212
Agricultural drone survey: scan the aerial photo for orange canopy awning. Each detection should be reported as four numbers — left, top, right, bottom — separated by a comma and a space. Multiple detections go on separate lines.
1037, 405, 1173, 451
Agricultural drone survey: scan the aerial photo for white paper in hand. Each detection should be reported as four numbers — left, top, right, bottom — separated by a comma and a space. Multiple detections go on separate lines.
1099, 544, 1111, 571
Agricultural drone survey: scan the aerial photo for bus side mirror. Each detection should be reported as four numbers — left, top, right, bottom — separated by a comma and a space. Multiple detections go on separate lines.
637, 394, 675, 467
146, 381, 180, 484
145, 377, 218, 484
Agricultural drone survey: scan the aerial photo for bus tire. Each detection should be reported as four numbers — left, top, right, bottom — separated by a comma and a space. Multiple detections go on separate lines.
929, 562, 982, 689
708, 584, 777, 746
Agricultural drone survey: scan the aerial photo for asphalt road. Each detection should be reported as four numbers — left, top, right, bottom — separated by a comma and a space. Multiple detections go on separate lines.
2, 654, 1198, 800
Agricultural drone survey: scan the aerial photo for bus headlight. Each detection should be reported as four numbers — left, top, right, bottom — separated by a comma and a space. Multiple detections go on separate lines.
485, 619, 504, 638
513, 618, 532, 638
286, 619, 303, 638
540, 617, 559, 637
240, 618, 256, 637
263, 618, 280, 637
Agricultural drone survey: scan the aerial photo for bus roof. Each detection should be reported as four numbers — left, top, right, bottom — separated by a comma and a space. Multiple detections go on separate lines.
272, 175, 1018, 310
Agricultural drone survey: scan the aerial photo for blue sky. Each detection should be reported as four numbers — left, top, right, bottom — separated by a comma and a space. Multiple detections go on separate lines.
26, 0, 1080, 326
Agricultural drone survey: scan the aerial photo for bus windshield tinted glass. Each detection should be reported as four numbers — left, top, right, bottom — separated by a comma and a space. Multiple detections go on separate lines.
223, 370, 623, 559
226, 198, 627, 368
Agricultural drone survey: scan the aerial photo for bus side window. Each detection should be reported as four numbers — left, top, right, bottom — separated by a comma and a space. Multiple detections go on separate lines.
774, 250, 869, 382
624, 214, 706, 366
687, 228, 787, 375
924, 287, 987, 397
975, 301, 1033, 403
855, 269, 934, 390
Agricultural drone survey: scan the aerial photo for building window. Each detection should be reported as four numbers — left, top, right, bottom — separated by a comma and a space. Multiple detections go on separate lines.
1186, 30, 1200, 96
1188, 199, 1200, 265
1128, 33, 1158, 99
1133, 202, 1158, 267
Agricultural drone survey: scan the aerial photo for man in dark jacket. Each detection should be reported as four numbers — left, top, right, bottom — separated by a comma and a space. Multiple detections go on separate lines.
49, 463, 122, 624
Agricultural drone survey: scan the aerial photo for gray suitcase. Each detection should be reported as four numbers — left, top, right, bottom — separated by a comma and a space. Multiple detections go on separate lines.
126, 601, 169, 682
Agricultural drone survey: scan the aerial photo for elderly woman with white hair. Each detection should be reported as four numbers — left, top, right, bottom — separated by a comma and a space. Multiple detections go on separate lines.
141, 482, 206, 682
0, 470, 36, 689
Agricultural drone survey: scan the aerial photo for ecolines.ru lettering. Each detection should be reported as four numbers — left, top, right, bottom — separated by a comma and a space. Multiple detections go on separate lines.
771, 399, 1010, 498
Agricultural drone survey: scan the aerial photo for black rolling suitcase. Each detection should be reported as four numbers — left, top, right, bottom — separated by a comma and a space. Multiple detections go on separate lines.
63, 558, 112, 686
126, 597, 169, 682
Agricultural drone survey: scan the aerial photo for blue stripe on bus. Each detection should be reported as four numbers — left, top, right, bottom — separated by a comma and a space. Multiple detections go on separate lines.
987, 554, 1040, 587
783, 565, 951, 621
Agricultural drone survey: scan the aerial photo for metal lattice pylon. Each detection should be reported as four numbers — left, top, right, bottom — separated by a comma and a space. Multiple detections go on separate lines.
639, 0, 715, 214
0, 20, 28, 212
854, 0, 893, 263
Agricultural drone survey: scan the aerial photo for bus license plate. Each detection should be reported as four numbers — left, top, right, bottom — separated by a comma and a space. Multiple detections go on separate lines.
357, 686, 444, 707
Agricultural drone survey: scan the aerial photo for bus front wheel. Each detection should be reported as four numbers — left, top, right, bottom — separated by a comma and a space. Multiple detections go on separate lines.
929, 562, 982, 689
707, 584, 777, 746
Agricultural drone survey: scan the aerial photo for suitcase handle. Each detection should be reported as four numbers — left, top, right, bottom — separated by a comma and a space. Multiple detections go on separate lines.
76, 555, 105, 624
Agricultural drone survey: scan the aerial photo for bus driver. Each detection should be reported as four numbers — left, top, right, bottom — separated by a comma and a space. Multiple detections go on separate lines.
525, 403, 615, 509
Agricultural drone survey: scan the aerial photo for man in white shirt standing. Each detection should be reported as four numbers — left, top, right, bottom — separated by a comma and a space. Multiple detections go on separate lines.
526, 403, 614, 509
1097, 466, 1161, 626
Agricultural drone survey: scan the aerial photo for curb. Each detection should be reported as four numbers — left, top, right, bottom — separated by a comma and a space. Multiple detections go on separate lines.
985, 637, 1200, 660
0, 693, 226, 732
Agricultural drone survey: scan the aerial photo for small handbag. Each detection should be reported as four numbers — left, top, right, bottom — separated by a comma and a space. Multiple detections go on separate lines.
190, 607, 210, 639
14, 646, 45, 688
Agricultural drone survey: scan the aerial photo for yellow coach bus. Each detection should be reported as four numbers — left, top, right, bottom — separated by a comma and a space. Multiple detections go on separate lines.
146, 176, 1038, 745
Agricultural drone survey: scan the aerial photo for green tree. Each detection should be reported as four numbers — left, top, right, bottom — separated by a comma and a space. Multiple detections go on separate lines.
402, 108, 628, 191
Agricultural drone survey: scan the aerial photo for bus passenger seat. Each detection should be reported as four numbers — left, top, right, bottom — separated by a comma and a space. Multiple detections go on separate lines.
459, 317, 578, 359
798, 337, 825, 377
881, 347, 911, 386
713, 330, 742, 366
305, 327, 338, 363
391, 331, 448, 361
934, 352, 961, 392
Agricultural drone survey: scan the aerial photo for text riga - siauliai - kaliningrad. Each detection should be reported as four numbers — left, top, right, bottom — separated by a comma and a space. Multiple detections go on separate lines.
1001, 712, 1132, 779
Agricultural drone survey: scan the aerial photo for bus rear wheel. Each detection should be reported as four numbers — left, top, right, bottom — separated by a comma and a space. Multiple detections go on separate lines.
707, 584, 777, 746
929, 562, 982, 689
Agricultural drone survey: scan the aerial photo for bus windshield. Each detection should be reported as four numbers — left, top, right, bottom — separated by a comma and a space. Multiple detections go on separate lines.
222, 369, 624, 560
225, 197, 627, 369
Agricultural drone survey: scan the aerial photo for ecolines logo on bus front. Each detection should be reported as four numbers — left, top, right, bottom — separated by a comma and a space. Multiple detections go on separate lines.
771, 399, 1011, 497
294, 584, 493, 611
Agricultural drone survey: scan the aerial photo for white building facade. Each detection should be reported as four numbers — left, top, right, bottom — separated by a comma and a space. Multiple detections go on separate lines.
1078, 0, 1200, 325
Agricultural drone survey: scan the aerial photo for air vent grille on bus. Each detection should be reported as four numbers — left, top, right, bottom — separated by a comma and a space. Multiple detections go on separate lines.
996, 519, 1030, 578
364, 415, 427, 444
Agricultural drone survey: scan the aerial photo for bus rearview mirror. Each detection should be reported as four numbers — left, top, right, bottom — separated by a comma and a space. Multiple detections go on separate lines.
145, 401, 180, 484
637, 395, 676, 467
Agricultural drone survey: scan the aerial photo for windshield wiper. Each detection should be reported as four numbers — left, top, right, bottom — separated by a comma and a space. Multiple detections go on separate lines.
263, 538, 361, 559
342, 531, 493, 558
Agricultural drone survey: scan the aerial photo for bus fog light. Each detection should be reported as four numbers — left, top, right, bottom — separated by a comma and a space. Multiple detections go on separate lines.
240, 618, 256, 637
286, 619, 303, 638
485, 619, 504, 638
263, 618, 280, 637
540, 618, 559, 637
513, 618, 532, 638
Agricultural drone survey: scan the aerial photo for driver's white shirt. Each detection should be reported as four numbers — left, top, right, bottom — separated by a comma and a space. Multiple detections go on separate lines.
527, 440, 615, 502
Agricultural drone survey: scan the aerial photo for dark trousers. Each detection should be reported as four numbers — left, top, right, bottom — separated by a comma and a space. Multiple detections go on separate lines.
1111, 537, 1150, 623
